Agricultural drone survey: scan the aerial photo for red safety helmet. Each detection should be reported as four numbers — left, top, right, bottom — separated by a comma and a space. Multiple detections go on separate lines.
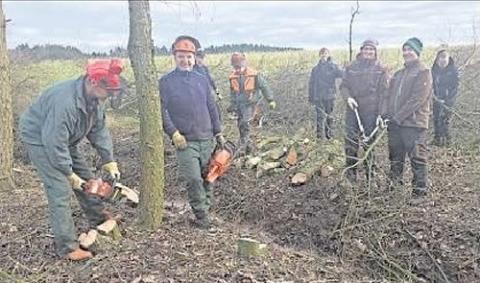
86, 58, 124, 90
171, 36, 198, 54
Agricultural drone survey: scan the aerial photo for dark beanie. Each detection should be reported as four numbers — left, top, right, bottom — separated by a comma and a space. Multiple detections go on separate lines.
403, 37, 423, 56
361, 39, 379, 50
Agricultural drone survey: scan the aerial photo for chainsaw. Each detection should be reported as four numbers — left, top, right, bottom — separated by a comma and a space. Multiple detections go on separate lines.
204, 140, 237, 183
77, 176, 139, 206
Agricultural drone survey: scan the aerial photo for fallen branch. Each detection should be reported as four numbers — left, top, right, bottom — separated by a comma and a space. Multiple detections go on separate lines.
405, 229, 452, 283
341, 126, 388, 178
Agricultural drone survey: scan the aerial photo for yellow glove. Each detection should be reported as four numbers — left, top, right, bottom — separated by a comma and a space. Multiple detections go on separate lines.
172, 130, 187, 150
102, 161, 121, 180
269, 101, 276, 110
67, 173, 85, 189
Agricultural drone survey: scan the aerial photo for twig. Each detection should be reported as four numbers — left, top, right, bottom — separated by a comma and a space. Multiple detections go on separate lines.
0, 229, 39, 246
330, 211, 399, 236
433, 96, 476, 127
405, 229, 452, 283
458, 18, 478, 73
368, 239, 423, 281
341, 126, 388, 178
7, 255, 33, 273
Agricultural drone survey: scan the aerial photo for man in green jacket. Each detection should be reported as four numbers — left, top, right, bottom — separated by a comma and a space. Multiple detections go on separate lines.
381, 38, 432, 196
228, 52, 276, 154
19, 59, 123, 260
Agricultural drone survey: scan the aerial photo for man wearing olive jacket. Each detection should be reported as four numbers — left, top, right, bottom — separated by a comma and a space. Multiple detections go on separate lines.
19, 59, 123, 260
382, 37, 433, 196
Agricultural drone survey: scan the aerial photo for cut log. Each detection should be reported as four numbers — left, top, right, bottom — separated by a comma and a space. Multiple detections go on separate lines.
237, 237, 267, 257
96, 219, 122, 241
290, 139, 344, 185
262, 146, 287, 161
245, 156, 262, 169
257, 136, 283, 149
79, 229, 98, 249
320, 166, 335, 177
256, 161, 281, 178
118, 184, 139, 205
286, 146, 298, 166
110, 183, 139, 205
291, 172, 308, 186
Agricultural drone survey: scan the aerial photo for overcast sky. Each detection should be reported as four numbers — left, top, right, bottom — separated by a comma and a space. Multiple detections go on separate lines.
3, 1, 480, 52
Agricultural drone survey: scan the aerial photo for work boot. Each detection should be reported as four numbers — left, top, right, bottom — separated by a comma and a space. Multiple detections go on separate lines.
412, 187, 428, 196
66, 248, 93, 261
194, 215, 211, 230
387, 180, 404, 191
445, 136, 452, 146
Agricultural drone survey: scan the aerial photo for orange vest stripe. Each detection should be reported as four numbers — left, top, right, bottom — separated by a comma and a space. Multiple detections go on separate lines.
229, 68, 258, 94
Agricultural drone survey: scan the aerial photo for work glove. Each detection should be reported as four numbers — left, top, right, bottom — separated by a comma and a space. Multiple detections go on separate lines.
102, 161, 121, 180
172, 130, 188, 150
215, 133, 227, 148
347, 97, 358, 110
269, 101, 277, 110
376, 115, 387, 129
67, 173, 86, 189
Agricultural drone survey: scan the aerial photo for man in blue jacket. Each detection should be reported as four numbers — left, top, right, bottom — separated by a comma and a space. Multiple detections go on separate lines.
160, 36, 225, 229
19, 59, 123, 261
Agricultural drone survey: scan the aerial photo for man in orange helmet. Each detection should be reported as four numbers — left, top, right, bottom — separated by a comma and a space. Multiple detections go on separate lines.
160, 36, 224, 229
229, 52, 275, 154
19, 59, 125, 261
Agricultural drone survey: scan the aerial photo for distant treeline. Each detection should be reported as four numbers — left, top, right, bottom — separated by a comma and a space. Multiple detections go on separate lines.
9, 43, 302, 63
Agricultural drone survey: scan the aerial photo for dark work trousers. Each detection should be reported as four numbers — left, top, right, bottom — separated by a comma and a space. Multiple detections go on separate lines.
344, 109, 377, 183
432, 100, 453, 141
315, 99, 335, 139
387, 123, 428, 188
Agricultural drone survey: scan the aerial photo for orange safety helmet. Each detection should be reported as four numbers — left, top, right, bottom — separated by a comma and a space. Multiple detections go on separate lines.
86, 58, 123, 90
171, 35, 199, 54
231, 52, 246, 67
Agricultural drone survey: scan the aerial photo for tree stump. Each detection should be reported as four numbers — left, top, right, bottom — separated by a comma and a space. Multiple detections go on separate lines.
237, 238, 267, 257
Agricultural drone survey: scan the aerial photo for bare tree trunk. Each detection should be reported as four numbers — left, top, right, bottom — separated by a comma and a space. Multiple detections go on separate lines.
127, 0, 164, 230
348, 0, 360, 62
0, 0, 14, 189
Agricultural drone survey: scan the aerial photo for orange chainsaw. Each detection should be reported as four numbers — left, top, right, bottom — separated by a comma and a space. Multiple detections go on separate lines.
78, 176, 139, 206
204, 141, 236, 183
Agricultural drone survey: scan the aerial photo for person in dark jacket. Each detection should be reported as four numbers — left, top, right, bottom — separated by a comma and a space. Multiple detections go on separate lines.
308, 47, 343, 139
160, 36, 225, 229
381, 37, 432, 196
19, 59, 124, 261
431, 49, 459, 146
194, 50, 220, 99
340, 39, 389, 185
